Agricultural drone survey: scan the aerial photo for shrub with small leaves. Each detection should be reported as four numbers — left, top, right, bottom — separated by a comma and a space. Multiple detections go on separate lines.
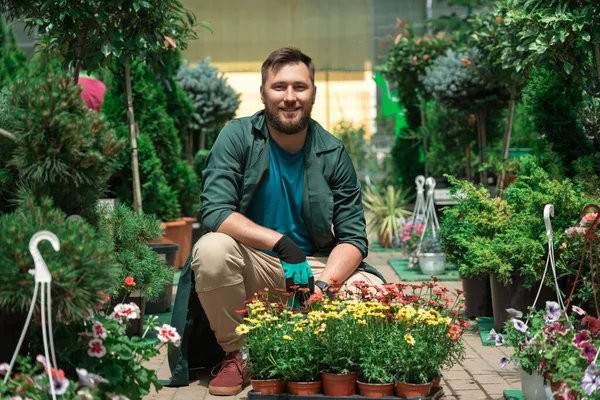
98, 205, 172, 301
0, 196, 120, 322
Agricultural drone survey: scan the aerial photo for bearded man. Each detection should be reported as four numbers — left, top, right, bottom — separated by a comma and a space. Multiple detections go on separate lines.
180, 47, 384, 395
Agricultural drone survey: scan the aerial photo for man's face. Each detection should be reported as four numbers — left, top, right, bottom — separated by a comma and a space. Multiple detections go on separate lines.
261, 62, 316, 135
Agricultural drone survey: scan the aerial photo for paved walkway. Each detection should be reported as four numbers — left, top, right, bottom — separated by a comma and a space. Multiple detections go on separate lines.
143, 250, 520, 400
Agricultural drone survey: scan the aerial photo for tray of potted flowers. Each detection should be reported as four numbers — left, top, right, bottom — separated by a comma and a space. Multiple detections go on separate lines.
237, 279, 466, 400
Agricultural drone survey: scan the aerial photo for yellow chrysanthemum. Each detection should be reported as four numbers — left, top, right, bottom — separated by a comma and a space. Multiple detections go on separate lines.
283, 335, 292, 341
235, 324, 250, 335
404, 334, 416, 346
357, 319, 367, 325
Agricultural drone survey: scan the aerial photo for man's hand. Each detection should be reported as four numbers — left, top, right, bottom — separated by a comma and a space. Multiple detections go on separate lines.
272, 235, 314, 299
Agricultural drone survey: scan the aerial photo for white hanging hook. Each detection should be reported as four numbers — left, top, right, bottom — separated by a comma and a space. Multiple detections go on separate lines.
4, 231, 60, 400
29, 231, 60, 283
426, 177, 436, 194
415, 175, 425, 189
544, 204, 555, 240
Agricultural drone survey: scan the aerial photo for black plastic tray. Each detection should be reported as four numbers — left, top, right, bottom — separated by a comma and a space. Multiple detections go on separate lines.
248, 387, 444, 400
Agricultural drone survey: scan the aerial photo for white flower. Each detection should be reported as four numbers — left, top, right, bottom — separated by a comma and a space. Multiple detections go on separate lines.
113, 303, 141, 320
92, 321, 107, 339
0, 362, 9, 375
87, 339, 106, 358
572, 305, 587, 316
546, 301, 561, 322
487, 328, 497, 341
495, 333, 505, 346
83, 308, 95, 321
155, 324, 181, 346
77, 389, 94, 399
512, 319, 528, 333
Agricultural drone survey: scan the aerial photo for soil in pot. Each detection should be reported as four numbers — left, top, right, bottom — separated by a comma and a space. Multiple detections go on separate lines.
322, 371, 357, 396
357, 381, 394, 397
460, 272, 493, 319
250, 378, 285, 394
286, 381, 322, 395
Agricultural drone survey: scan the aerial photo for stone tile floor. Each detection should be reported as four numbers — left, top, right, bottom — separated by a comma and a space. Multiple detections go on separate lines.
144, 250, 519, 400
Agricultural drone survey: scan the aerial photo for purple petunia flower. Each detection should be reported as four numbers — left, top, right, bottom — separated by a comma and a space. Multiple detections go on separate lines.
581, 342, 596, 363
500, 357, 508, 368
512, 319, 528, 333
506, 308, 523, 318
582, 363, 600, 395
487, 328, 497, 341
572, 305, 587, 316
546, 301, 561, 322
76, 368, 109, 388
573, 330, 591, 347
495, 333, 505, 346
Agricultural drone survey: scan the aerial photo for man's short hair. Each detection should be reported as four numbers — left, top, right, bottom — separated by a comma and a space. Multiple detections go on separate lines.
261, 47, 315, 86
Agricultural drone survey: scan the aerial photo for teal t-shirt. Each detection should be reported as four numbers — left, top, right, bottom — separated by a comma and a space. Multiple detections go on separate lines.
246, 137, 316, 256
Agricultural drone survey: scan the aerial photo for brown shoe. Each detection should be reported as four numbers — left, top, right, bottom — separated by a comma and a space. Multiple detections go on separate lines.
208, 351, 250, 396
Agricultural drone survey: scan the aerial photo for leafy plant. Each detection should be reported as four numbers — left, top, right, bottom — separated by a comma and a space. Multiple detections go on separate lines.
175, 58, 241, 151
362, 185, 412, 248
98, 205, 171, 301
438, 175, 512, 278
333, 120, 367, 173
522, 66, 591, 177
0, 196, 119, 321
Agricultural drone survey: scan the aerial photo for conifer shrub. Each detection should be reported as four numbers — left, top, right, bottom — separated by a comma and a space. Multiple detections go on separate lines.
175, 58, 241, 151
99, 204, 172, 302
6, 70, 124, 220
0, 196, 119, 321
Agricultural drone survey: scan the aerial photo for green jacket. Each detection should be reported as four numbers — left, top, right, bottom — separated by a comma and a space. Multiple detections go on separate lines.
166, 111, 383, 387
200, 110, 369, 257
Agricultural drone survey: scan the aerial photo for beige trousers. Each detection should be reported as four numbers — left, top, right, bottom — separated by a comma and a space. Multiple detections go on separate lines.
191, 232, 383, 353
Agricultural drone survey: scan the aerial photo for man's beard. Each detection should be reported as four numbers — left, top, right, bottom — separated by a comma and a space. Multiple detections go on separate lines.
264, 103, 312, 135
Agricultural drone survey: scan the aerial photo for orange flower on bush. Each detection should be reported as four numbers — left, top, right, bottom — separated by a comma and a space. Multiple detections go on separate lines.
124, 276, 136, 287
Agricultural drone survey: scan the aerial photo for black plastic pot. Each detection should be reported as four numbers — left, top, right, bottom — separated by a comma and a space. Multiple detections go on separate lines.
146, 242, 179, 314
460, 272, 493, 319
0, 309, 28, 364
490, 272, 556, 332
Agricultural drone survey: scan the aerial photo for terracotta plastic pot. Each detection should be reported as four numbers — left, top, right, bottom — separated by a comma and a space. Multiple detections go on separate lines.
357, 381, 394, 397
160, 220, 187, 270
179, 217, 196, 269
286, 380, 322, 395
395, 381, 433, 398
251, 378, 285, 394
321, 372, 357, 396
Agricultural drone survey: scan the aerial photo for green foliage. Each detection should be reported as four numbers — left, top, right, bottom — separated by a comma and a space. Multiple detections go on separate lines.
441, 156, 588, 286
103, 62, 201, 220
332, 120, 367, 173
502, 0, 600, 98
3, 0, 201, 74
0, 196, 119, 321
0, 18, 27, 89
362, 185, 412, 248
391, 136, 424, 190
423, 101, 475, 178
523, 66, 591, 177
502, 307, 547, 375
7, 70, 124, 220
379, 23, 453, 127
423, 48, 507, 113
175, 58, 241, 151
572, 154, 600, 199
98, 205, 171, 302
439, 176, 512, 279
193, 149, 210, 178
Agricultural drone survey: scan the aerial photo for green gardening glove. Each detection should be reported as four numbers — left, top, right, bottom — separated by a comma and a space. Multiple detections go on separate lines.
272, 235, 314, 304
